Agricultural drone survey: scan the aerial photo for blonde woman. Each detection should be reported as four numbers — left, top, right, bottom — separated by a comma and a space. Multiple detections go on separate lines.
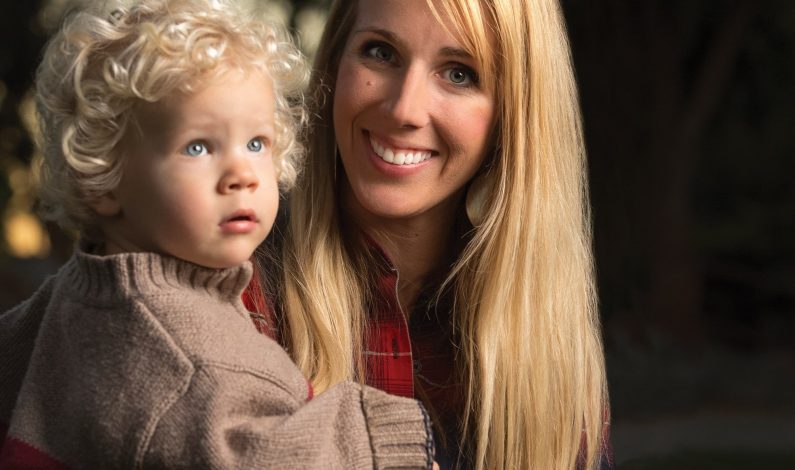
256, 0, 612, 468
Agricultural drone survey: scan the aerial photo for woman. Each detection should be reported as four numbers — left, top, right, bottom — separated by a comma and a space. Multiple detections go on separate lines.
257, 0, 611, 468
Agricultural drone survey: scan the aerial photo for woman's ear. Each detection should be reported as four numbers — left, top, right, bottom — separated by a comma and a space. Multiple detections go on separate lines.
89, 192, 122, 217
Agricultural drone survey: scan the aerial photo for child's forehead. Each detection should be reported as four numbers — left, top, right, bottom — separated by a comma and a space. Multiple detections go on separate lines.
151, 65, 272, 106
130, 69, 274, 130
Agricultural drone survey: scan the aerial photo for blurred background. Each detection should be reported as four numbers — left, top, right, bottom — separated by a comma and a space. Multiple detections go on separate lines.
1, 1, 792, 468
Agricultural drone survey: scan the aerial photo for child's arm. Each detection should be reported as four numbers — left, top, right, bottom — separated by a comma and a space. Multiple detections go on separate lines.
140, 366, 434, 469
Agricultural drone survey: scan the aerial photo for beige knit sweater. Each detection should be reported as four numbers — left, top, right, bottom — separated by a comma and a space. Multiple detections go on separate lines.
0, 247, 433, 469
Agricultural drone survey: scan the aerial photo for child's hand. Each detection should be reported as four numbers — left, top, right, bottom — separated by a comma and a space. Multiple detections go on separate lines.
433, 461, 440, 470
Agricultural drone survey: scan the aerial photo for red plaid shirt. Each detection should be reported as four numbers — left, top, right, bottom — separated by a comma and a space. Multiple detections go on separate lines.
363, 265, 415, 397
363, 249, 468, 469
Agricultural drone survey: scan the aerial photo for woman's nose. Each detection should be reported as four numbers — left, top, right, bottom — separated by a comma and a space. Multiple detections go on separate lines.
217, 155, 259, 194
384, 66, 430, 129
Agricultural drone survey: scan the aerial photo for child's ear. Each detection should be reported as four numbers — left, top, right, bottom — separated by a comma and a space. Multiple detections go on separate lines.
89, 192, 122, 217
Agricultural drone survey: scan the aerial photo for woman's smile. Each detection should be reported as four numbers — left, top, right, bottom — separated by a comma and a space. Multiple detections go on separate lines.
367, 132, 434, 166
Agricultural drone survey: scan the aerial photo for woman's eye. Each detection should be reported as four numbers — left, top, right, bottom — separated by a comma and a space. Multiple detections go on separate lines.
363, 42, 395, 63
445, 66, 478, 87
247, 137, 265, 153
183, 141, 208, 157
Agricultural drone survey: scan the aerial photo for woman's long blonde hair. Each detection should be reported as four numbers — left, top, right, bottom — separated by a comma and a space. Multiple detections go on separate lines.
272, 0, 608, 468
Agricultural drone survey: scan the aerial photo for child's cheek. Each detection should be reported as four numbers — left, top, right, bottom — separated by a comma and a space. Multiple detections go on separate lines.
256, 160, 280, 234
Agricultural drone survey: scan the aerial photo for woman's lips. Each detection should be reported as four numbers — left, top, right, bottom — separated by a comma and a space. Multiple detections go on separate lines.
363, 131, 436, 177
368, 133, 434, 165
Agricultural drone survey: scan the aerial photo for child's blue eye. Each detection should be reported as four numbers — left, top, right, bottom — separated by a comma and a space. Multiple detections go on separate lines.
247, 137, 264, 153
184, 141, 208, 157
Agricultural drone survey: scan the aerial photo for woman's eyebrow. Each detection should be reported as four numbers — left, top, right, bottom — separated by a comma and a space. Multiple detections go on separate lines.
352, 27, 399, 43
352, 27, 472, 60
438, 46, 473, 60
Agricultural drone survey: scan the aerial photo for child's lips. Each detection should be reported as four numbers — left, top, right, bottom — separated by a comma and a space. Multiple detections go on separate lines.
220, 209, 258, 233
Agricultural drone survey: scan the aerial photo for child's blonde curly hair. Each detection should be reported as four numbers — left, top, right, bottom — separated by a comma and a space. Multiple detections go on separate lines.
36, 0, 309, 234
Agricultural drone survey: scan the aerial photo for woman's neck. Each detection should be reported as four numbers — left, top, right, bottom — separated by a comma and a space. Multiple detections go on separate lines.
380, 221, 451, 315
343, 189, 463, 315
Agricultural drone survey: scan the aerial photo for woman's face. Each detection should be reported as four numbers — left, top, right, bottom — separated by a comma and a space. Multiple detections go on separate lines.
333, 0, 496, 224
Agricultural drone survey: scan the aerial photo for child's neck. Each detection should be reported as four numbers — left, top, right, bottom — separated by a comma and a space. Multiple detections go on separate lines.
101, 238, 139, 257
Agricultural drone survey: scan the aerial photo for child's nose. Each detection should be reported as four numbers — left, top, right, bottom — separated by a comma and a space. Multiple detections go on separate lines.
217, 158, 259, 194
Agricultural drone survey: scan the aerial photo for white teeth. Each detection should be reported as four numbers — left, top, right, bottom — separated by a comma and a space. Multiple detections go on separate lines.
370, 136, 431, 166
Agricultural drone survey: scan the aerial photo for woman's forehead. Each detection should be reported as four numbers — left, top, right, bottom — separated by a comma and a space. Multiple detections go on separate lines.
352, 0, 493, 56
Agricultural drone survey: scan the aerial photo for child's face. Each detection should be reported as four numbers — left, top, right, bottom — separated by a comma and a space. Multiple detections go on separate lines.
96, 70, 279, 268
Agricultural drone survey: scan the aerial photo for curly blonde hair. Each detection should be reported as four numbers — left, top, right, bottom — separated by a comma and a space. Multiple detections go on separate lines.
36, 0, 309, 234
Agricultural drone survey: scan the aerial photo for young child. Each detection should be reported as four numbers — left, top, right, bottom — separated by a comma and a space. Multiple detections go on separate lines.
0, 1, 434, 468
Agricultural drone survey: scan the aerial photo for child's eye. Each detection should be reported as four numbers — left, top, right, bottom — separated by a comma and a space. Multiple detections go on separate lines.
247, 137, 265, 153
362, 41, 395, 64
444, 65, 479, 87
183, 141, 208, 157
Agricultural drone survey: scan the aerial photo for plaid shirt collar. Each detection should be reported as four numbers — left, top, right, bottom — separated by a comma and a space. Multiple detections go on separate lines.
362, 241, 462, 400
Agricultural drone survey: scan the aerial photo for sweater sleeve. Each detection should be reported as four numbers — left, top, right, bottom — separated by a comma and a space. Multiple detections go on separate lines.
141, 365, 433, 469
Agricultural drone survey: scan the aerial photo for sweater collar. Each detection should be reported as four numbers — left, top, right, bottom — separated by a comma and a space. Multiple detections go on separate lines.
63, 242, 253, 303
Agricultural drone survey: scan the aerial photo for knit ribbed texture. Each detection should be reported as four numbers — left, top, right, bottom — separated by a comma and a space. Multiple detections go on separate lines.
0, 246, 434, 469
65, 249, 253, 305
362, 386, 436, 469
